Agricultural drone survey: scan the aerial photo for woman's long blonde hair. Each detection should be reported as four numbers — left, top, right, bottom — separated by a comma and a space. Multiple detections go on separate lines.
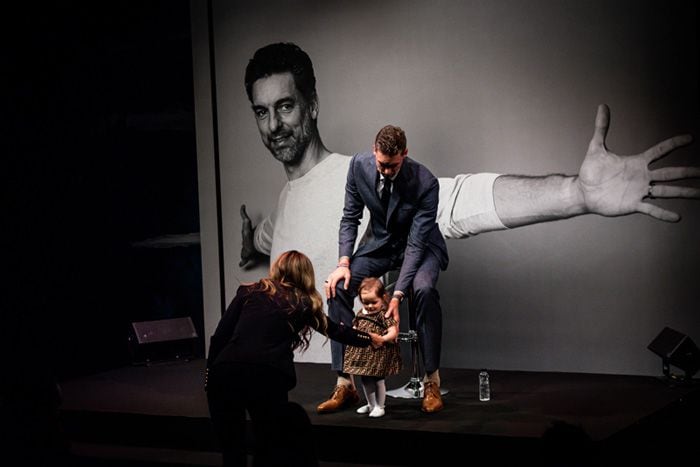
257, 250, 327, 351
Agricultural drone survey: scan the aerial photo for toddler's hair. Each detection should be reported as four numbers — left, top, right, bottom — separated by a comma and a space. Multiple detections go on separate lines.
358, 277, 390, 306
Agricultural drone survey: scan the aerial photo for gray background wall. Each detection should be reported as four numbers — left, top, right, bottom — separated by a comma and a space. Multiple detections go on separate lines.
192, 0, 698, 376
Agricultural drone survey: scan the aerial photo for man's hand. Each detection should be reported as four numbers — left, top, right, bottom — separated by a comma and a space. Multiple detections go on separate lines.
384, 298, 401, 326
324, 266, 351, 299
239, 204, 259, 269
578, 104, 700, 222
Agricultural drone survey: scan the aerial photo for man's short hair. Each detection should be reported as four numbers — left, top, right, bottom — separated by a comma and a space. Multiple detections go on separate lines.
244, 42, 317, 104
374, 125, 407, 156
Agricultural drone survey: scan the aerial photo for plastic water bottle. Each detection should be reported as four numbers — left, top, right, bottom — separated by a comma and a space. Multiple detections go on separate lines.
479, 369, 490, 401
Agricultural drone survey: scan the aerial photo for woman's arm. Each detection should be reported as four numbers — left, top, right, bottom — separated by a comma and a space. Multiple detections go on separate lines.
323, 316, 373, 347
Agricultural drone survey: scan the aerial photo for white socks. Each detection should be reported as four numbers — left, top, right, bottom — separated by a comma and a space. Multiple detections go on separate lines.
423, 369, 441, 387
337, 374, 353, 388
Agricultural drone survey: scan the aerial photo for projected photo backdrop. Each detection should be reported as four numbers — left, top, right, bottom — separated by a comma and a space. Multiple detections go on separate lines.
192, 0, 699, 375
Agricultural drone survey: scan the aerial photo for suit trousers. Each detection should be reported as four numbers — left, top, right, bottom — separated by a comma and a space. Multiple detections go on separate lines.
329, 248, 443, 374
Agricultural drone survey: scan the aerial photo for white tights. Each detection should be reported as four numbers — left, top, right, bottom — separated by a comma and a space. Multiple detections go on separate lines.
359, 376, 386, 409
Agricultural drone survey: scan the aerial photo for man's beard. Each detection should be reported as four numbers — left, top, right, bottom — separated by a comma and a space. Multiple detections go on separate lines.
265, 116, 314, 165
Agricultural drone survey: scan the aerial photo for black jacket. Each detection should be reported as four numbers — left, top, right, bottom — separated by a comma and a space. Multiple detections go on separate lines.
208, 282, 371, 389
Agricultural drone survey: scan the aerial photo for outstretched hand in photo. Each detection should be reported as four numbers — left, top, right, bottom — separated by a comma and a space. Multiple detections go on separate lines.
491, 104, 699, 230
578, 104, 698, 221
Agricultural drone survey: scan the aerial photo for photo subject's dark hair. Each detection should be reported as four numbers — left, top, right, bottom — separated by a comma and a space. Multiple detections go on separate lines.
245, 42, 317, 104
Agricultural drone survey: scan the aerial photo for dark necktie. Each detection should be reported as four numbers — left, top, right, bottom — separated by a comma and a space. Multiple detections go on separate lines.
381, 177, 392, 212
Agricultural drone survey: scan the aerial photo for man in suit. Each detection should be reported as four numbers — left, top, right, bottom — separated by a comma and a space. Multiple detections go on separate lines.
321, 125, 449, 413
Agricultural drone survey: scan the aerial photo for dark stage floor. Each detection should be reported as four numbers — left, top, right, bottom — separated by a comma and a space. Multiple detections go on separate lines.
54, 359, 698, 466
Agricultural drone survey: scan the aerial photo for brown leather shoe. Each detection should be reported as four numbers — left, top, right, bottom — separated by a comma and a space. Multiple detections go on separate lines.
316, 385, 360, 413
421, 381, 444, 413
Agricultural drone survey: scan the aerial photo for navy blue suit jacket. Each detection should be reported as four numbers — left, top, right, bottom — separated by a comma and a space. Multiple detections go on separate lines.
339, 152, 448, 293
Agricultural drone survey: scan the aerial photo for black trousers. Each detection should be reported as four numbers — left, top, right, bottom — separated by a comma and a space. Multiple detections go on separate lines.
206, 362, 318, 467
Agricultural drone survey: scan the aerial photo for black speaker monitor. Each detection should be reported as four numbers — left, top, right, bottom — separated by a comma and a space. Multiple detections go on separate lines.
128, 317, 199, 365
647, 326, 700, 380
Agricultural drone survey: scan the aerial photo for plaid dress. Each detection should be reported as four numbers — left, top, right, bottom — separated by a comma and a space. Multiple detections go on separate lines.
343, 310, 402, 377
